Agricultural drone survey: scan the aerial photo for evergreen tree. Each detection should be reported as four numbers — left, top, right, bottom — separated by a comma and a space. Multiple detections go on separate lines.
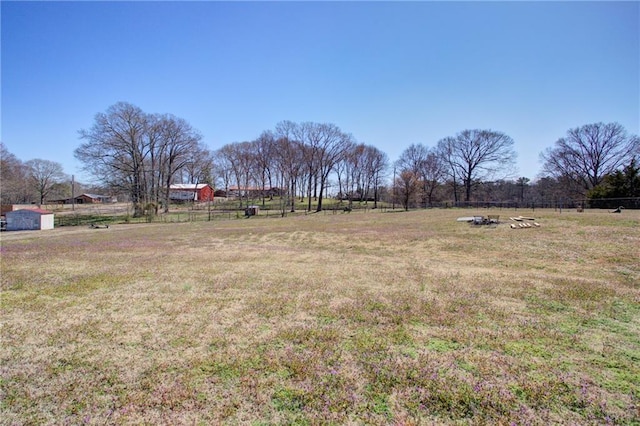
588, 158, 640, 208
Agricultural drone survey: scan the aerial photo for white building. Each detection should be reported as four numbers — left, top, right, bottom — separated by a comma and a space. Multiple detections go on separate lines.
5, 209, 54, 231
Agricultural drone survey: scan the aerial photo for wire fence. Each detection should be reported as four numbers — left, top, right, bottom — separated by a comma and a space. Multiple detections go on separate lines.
47, 196, 639, 228
420, 197, 640, 211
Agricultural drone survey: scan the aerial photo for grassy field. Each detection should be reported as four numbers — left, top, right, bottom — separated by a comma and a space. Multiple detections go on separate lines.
1, 208, 639, 425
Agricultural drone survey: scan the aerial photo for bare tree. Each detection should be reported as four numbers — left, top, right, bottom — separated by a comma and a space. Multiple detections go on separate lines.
396, 144, 429, 209
1, 143, 31, 204
217, 144, 242, 206
272, 136, 304, 215
540, 122, 640, 194
420, 149, 446, 207
180, 142, 214, 185
365, 146, 389, 209
143, 114, 164, 213
436, 136, 461, 203
338, 143, 387, 208
293, 123, 318, 210
25, 159, 67, 205
334, 153, 349, 202
76, 103, 206, 216
274, 121, 305, 213
302, 123, 352, 212
437, 129, 516, 202
217, 141, 255, 208
253, 131, 276, 206
76, 102, 151, 216
212, 154, 233, 197
337, 143, 365, 208
157, 115, 203, 212
395, 170, 420, 211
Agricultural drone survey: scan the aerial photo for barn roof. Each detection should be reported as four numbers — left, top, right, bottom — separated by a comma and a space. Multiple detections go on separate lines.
79, 193, 110, 199
170, 184, 210, 190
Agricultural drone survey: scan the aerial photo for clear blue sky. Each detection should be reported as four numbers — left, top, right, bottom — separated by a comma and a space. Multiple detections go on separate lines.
2, 1, 638, 182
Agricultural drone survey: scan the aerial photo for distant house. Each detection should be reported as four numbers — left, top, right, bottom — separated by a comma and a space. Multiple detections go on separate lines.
73, 193, 117, 204
47, 194, 117, 204
227, 186, 281, 198
5, 209, 54, 231
169, 184, 214, 202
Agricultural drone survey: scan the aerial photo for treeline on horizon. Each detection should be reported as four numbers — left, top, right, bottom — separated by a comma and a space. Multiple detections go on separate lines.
2, 102, 639, 215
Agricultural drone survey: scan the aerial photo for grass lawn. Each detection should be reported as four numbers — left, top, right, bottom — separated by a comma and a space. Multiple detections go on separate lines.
1, 208, 639, 424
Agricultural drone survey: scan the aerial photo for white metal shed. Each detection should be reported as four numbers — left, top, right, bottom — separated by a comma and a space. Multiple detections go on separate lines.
5, 209, 54, 231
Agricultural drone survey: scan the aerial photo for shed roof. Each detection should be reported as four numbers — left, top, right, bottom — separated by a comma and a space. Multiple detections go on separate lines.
9, 208, 54, 215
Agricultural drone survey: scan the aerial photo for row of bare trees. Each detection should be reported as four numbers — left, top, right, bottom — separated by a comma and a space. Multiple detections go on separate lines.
394, 129, 518, 209
63, 105, 640, 215
213, 121, 389, 214
7, 111, 636, 215
75, 102, 213, 216
1, 143, 69, 205
392, 123, 638, 210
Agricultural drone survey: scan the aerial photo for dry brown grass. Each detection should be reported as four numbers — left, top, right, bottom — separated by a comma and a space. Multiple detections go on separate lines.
1, 208, 639, 424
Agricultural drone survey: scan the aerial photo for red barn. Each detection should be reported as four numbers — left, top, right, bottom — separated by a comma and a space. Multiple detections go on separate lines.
169, 184, 214, 202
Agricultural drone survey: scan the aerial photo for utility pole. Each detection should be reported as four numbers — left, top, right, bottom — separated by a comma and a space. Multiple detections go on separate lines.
392, 166, 396, 210
208, 185, 212, 221
71, 175, 75, 212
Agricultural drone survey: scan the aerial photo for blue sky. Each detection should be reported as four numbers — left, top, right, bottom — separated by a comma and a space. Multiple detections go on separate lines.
2, 1, 638, 182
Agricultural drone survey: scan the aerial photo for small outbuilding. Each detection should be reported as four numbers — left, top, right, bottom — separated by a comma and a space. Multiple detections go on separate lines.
5, 209, 54, 231
245, 205, 260, 216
